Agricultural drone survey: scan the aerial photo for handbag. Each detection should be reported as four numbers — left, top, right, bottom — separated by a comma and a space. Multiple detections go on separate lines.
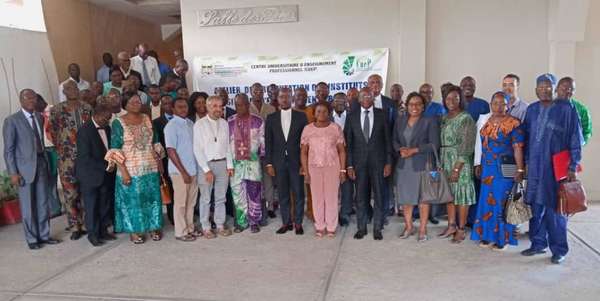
505, 182, 532, 225
160, 176, 172, 205
500, 154, 517, 178
419, 146, 454, 204
557, 180, 587, 216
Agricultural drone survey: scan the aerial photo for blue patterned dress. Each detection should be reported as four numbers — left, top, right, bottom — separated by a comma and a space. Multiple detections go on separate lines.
470, 116, 524, 246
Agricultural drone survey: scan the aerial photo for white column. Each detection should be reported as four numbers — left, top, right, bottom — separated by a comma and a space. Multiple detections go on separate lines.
397, 0, 426, 92
547, 0, 589, 78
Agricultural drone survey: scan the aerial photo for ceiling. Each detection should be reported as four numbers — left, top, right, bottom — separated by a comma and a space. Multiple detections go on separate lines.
87, 0, 181, 24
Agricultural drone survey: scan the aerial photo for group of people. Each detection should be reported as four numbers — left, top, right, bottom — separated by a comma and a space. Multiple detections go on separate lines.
2, 44, 592, 266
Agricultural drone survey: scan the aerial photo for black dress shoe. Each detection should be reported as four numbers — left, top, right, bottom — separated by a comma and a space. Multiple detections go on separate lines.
428, 217, 439, 225
211, 221, 217, 230
40, 238, 61, 245
353, 230, 366, 240
88, 237, 104, 247
259, 219, 269, 227
268, 210, 277, 218
521, 248, 547, 256
276, 224, 292, 234
551, 255, 566, 264
28, 243, 42, 250
70, 230, 86, 241
373, 231, 383, 240
339, 217, 349, 227
295, 224, 304, 235
100, 233, 117, 241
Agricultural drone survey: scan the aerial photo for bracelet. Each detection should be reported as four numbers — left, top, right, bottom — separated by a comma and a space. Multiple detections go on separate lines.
517, 169, 525, 173
340, 169, 347, 173
453, 168, 459, 172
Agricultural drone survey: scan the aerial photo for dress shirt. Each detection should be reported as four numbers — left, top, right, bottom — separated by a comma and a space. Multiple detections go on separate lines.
151, 104, 161, 120
193, 116, 233, 173
21, 109, 42, 139
507, 98, 529, 122
333, 111, 347, 129
130, 55, 161, 86
374, 94, 383, 109
474, 112, 491, 166
281, 108, 292, 141
92, 118, 108, 149
360, 106, 374, 138
96, 65, 111, 83
165, 115, 197, 176
58, 77, 90, 102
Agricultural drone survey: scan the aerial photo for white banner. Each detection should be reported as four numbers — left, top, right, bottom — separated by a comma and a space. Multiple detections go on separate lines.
192, 48, 389, 105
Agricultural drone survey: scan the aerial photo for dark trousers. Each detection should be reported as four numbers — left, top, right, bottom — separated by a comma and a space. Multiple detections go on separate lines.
339, 179, 354, 219
18, 156, 50, 245
529, 203, 569, 256
81, 176, 112, 240
356, 165, 384, 232
275, 159, 305, 226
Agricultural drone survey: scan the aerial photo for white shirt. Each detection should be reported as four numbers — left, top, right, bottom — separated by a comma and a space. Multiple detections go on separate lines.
474, 112, 491, 166
58, 77, 90, 102
333, 111, 347, 129
130, 55, 161, 86
193, 116, 233, 173
151, 104, 161, 120
281, 108, 292, 141
92, 118, 108, 149
360, 106, 374, 138
21, 109, 42, 139
374, 94, 383, 109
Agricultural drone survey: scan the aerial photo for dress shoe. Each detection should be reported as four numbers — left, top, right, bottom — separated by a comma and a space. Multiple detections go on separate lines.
100, 233, 117, 241
70, 230, 86, 241
250, 225, 260, 233
28, 243, 42, 250
373, 230, 383, 240
268, 210, 277, 218
276, 224, 292, 234
40, 238, 61, 245
295, 224, 304, 235
521, 248, 547, 256
259, 219, 269, 227
210, 221, 217, 230
428, 217, 439, 225
88, 237, 104, 247
551, 255, 566, 264
339, 217, 349, 227
353, 230, 367, 240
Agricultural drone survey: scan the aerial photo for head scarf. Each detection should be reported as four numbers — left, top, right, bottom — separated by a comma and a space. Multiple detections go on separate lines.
490, 91, 510, 105
536, 73, 557, 88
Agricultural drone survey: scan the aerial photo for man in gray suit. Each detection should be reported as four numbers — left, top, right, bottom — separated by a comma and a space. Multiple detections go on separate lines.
3, 89, 61, 250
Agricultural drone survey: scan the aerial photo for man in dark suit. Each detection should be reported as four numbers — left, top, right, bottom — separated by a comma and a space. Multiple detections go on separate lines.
3, 89, 61, 249
159, 59, 188, 89
265, 87, 308, 235
75, 104, 116, 246
153, 95, 175, 225
345, 87, 393, 240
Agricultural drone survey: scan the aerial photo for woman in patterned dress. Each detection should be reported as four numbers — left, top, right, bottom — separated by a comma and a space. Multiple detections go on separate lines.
438, 85, 477, 243
106, 92, 165, 244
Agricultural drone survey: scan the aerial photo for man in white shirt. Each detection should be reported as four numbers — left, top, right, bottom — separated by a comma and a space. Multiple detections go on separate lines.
58, 63, 90, 102
193, 95, 234, 238
130, 43, 161, 87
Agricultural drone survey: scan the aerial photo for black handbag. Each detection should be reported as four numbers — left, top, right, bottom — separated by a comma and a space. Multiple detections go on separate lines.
419, 146, 454, 204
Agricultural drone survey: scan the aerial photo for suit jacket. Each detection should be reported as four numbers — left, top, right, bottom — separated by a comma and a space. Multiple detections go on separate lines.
225, 107, 236, 120
153, 115, 170, 170
392, 115, 440, 171
344, 107, 392, 170
159, 70, 187, 89
3, 110, 47, 184
264, 110, 308, 170
75, 119, 113, 187
351, 95, 397, 126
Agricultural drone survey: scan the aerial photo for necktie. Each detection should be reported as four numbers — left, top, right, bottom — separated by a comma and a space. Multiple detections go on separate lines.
363, 110, 370, 142
141, 58, 151, 85
30, 115, 43, 154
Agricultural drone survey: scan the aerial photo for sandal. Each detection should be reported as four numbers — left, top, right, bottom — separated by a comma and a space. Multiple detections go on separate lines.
151, 231, 162, 241
326, 231, 336, 238
217, 227, 232, 237
451, 228, 466, 244
315, 230, 324, 238
203, 230, 216, 239
438, 224, 457, 238
130, 234, 145, 244
479, 241, 492, 248
175, 234, 196, 242
399, 227, 415, 239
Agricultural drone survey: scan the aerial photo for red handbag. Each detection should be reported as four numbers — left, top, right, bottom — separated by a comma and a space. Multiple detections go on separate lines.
557, 180, 587, 216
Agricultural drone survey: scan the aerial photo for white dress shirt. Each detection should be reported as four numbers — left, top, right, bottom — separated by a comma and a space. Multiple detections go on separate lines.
360, 106, 374, 138
374, 94, 383, 109
130, 55, 161, 86
58, 77, 90, 102
281, 108, 292, 141
151, 104, 161, 120
21, 109, 42, 139
474, 112, 491, 166
92, 118, 108, 149
333, 110, 347, 129
193, 115, 233, 173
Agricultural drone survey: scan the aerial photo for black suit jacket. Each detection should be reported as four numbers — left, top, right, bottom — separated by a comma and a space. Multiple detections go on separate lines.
265, 110, 308, 170
344, 107, 392, 170
159, 70, 187, 89
351, 95, 397, 126
392, 115, 440, 171
153, 115, 170, 171
75, 120, 113, 187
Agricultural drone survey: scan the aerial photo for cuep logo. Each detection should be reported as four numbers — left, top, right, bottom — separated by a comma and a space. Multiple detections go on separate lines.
356, 56, 372, 71
342, 56, 355, 76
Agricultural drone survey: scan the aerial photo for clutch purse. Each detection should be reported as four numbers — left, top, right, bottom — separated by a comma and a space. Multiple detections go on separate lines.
500, 154, 517, 178
160, 176, 172, 205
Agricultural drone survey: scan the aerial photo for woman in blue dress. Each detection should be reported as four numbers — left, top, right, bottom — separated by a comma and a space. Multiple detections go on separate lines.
471, 91, 525, 250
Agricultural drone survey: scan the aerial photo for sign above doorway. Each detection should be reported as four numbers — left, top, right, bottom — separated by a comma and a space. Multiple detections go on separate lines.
196, 4, 299, 27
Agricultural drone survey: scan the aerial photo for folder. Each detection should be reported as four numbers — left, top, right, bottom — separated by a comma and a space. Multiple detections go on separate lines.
552, 150, 582, 181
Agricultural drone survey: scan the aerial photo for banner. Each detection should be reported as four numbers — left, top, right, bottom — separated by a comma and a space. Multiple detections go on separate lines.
192, 48, 389, 105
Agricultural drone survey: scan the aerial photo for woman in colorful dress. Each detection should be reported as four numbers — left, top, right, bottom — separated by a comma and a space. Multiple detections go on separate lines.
471, 91, 525, 250
106, 91, 165, 244
438, 85, 476, 243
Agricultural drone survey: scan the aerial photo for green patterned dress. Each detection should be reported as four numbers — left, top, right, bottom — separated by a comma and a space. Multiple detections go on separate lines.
440, 111, 476, 206
107, 115, 164, 233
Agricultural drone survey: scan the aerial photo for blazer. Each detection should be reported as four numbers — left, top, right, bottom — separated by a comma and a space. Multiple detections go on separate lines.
351, 94, 397, 127
392, 115, 440, 171
153, 115, 170, 170
159, 70, 187, 89
344, 107, 392, 170
75, 119, 113, 187
2, 110, 47, 184
264, 109, 308, 170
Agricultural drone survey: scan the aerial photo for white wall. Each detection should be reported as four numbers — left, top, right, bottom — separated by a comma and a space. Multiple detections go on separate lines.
180, 0, 599, 199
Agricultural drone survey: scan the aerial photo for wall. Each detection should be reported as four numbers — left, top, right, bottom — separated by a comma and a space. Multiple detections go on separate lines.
42, 0, 181, 98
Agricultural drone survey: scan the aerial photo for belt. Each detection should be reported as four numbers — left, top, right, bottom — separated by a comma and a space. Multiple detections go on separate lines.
209, 158, 226, 162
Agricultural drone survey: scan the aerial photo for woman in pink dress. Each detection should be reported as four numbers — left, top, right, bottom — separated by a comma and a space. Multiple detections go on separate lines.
300, 102, 347, 237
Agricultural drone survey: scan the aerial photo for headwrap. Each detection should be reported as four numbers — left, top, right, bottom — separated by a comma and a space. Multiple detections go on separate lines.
536, 73, 557, 88
491, 91, 510, 105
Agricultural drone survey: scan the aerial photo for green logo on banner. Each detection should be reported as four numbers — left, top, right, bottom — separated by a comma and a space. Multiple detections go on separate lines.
342, 56, 355, 76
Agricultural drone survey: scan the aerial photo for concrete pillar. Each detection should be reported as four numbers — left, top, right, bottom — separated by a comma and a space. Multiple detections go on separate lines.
397, 0, 426, 92
547, 0, 589, 77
